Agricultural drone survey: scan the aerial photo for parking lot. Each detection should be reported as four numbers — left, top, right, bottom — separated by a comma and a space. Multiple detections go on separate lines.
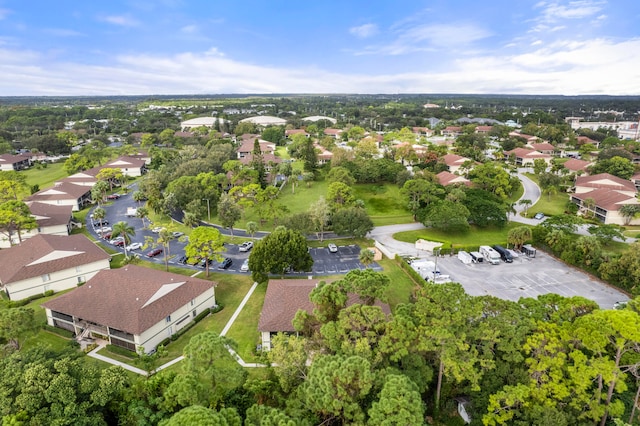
430, 251, 629, 309
87, 189, 380, 276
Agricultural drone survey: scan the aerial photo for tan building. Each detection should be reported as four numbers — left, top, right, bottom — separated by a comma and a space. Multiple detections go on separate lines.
103, 156, 147, 177
436, 171, 471, 187
571, 188, 640, 225
27, 181, 93, 211
504, 148, 552, 166
0, 234, 110, 300
574, 173, 636, 194
441, 153, 472, 174
43, 265, 217, 354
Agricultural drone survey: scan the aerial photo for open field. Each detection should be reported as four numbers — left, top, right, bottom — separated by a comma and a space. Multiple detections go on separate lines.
393, 222, 530, 249
22, 162, 67, 190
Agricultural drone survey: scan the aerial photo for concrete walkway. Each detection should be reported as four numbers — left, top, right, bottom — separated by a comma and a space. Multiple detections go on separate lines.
87, 342, 149, 376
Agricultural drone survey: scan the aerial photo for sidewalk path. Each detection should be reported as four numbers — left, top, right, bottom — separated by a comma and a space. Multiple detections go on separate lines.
87, 342, 149, 376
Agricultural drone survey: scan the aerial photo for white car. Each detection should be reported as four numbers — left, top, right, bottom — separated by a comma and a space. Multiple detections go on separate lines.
151, 226, 164, 233
240, 259, 250, 272
172, 231, 184, 238
96, 226, 112, 234
328, 243, 338, 253
126, 242, 143, 251
239, 241, 254, 252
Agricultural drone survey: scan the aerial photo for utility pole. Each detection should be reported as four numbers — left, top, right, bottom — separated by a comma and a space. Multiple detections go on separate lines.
202, 199, 210, 222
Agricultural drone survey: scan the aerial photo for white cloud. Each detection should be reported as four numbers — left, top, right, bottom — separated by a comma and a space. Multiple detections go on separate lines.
98, 14, 140, 27
349, 23, 378, 39
1, 36, 639, 96
181, 24, 198, 34
532, 0, 606, 31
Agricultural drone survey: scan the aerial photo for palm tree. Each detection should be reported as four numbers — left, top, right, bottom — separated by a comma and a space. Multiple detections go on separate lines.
132, 190, 146, 206
359, 248, 375, 268
136, 207, 149, 229
92, 207, 106, 227
544, 185, 558, 201
111, 221, 136, 258
518, 199, 532, 216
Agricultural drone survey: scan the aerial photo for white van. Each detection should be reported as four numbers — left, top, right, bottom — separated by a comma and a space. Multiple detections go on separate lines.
479, 245, 501, 265
457, 250, 473, 265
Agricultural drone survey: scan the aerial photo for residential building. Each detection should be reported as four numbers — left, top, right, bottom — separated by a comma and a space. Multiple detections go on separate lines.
180, 116, 229, 131
475, 125, 493, 134
570, 188, 640, 225
441, 153, 472, 173
323, 128, 343, 139
528, 142, 556, 155
237, 139, 276, 159
27, 181, 92, 211
436, 171, 471, 187
258, 279, 390, 350
239, 116, 287, 126
102, 156, 147, 177
0, 234, 110, 301
504, 148, 552, 166
508, 132, 539, 144
412, 127, 434, 137
0, 153, 31, 171
442, 126, 462, 138
563, 158, 593, 175
43, 265, 217, 354
574, 173, 636, 194
285, 129, 309, 138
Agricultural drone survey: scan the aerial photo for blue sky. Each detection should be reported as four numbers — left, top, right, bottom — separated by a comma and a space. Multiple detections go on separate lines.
1, 0, 639, 96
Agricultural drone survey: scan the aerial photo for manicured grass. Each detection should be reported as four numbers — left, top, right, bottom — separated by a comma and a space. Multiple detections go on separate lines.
508, 179, 525, 204
353, 184, 414, 225
225, 282, 266, 362
379, 258, 419, 308
393, 222, 531, 249
524, 173, 569, 217
22, 162, 67, 190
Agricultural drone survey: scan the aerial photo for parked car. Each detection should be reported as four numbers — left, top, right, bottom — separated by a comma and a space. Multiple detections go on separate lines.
240, 259, 250, 272
239, 241, 254, 252
328, 243, 338, 253
177, 255, 188, 264
146, 248, 163, 257
102, 232, 112, 240
492, 245, 513, 263
111, 239, 125, 247
218, 258, 233, 269
106, 194, 121, 200
126, 242, 143, 251
93, 219, 109, 227
534, 212, 545, 220
172, 231, 184, 238
151, 226, 164, 233
96, 226, 112, 234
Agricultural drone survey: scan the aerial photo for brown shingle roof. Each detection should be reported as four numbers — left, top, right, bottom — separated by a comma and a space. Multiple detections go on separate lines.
26, 202, 73, 228
258, 279, 391, 332
504, 148, 551, 159
43, 265, 216, 335
28, 181, 91, 201
104, 156, 146, 169
441, 153, 469, 166
563, 158, 592, 172
572, 188, 639, 211
436, 171, 471, 187
575, 173, 636, 192
237, 139, 276, 154
0, 234, 109, 284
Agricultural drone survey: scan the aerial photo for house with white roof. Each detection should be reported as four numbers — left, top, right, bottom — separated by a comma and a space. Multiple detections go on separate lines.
43, 265, 217, 354
0, 234, 110, 300
102, 156, 147, 177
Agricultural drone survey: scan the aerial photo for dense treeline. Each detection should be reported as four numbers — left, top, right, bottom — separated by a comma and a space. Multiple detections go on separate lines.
4, 273, 640, 425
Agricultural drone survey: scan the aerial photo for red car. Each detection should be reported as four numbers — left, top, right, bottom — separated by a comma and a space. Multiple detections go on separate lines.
111, 239, 125, 247
102, 232, 112, 240
146, 248, 163, 257
107, 194, 121, 200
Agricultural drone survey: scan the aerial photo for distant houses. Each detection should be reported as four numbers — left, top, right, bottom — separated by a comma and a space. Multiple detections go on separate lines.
0, 153, 31, 171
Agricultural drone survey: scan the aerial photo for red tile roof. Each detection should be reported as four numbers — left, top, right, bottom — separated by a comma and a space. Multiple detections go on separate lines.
436, 171, 471, 187
563, 158, 591, 172
572, 188, 639, 211
442, 153, 470, 166
0, 234, 109, 284
530, 142, 555, 152
43, 265, 216, 335
505, 148, 551, 159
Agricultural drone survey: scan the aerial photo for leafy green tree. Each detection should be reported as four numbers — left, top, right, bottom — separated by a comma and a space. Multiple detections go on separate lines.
91, 180, 109, 205
533, 158, 547, 175
347, 126, 366, 141
518, 198, 532, 216
0, 171, 28, 202
261, 126, 285, 145
96, 167, 124, 191
244, 404, 297, 426
309, 196, 330, 242
245, 221, 258, 238
468, 162, 514, 200
330, 207, 373, 238
0, 201, 37, 245
185, 226, 224, 277
590, 156, 636, 179
326, 166, 356, 186
63, 153, 95, 174
285, 211, 314, 236
588, 224, 624, 246
0, 307, 37, 350
401, 178, 445, 220
462, 188, 508, 228
419, 199, 470, 232
507, 226, 532, 251
267, 334, 310, 394
368, 374, 425, 426
159, 405, 241, 426
620, 204, 640, 226
339, 268, 389, 305
217, 193, 242, 235
358, 248, 375, 268
135, 206, 149, 229
301, 354, 374, 424
327, 181, 355, 209
299, 138, 318, 173
249, 227, 312, 282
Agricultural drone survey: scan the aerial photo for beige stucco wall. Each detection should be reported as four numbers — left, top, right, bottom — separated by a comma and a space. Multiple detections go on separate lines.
136, 286, 216, 353
5, 258, 110, 301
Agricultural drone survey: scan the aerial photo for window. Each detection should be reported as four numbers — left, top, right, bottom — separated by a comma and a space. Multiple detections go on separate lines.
42, 274, 51, 282
190, 299, 195, 306
77, 276, 85, 284
192, 310, 197, 318
166, 315, 171, 323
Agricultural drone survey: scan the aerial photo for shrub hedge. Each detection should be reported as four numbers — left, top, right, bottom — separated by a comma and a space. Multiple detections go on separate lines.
42, 324, 75, 339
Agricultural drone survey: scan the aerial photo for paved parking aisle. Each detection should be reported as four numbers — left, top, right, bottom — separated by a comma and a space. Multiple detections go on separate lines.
429, 251, 629, 309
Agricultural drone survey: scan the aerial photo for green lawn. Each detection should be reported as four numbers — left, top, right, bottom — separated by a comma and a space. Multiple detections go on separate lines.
524, 173, 568, 217
353, 184, 414, 225
380, 258, 420, 308
393, 222, 531, 250
225, 282, 266, 362
22, 162, 67, 190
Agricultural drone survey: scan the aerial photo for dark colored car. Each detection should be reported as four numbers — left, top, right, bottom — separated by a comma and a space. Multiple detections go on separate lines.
177, 255, 188, 264
146, 248, 163, 257
102, 232, 112, 240
218, 258, 233, 269
492, 245, 513, 263
93, 219, 109, 226
107, 194, 121, 200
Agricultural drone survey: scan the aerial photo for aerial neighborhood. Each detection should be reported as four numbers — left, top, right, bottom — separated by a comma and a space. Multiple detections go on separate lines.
2, 95, 640, 424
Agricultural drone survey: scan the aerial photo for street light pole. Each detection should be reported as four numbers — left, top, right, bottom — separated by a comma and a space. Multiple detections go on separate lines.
202, 199, 210, 222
